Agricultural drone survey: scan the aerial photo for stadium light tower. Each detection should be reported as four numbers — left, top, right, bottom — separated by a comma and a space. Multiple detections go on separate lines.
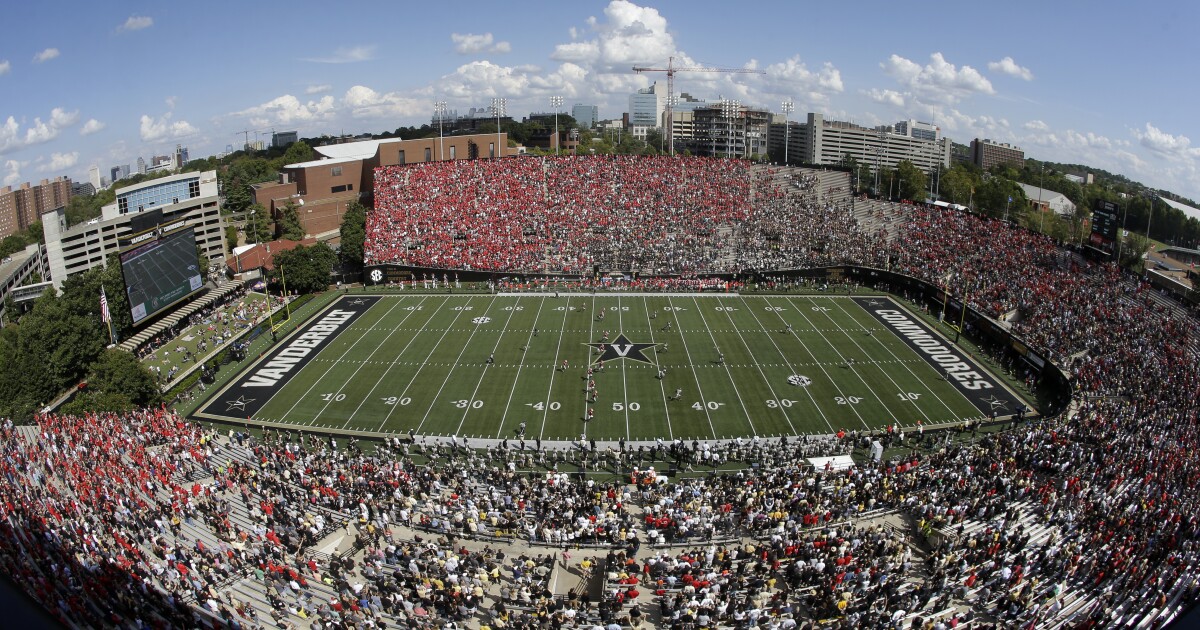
721, 98, 740, 159
433, 101, 447, 161
781, 99, 795, 165
550, 95, 564, 155
490, 97, 507, 159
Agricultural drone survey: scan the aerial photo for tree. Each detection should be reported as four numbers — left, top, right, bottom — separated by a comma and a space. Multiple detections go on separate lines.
976, 176, 1027, 220
893, 161, 928, 202
195, 245, 211, 277
244, 203, 273, 244
281, 140, 315, 166
269, 243, 335, 294
278, 202, 305, 240
1119, 232, 1151, 272
338, 202, 367, 267
939, 164, 981, 206
225, 224, 239, 252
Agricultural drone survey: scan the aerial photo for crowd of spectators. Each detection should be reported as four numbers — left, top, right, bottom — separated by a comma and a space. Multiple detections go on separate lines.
367, 156, 886, 275
0, 158, 1199, 627
137, 286, 278, 383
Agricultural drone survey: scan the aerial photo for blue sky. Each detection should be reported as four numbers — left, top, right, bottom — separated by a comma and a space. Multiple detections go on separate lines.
3, 1, 1199, 202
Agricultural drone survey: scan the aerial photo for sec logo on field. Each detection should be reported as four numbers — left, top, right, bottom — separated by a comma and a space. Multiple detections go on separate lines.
370, 269, 383, 283
787, 374, 812, 387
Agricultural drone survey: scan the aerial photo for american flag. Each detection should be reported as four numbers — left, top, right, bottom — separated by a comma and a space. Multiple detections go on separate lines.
100, 286, 111, 323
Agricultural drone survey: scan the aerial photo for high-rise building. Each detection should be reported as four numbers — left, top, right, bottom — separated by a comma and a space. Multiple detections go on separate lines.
0, 177, 72, 238
970, 138, 1024, 170
272, 131, 298, 148
767, 112, 951, 183
136, 157, 147, 175
628, 82, 666, 129
174, 144, 189, 169
894, 119, 940, 141
691, 104, 771, 158
88, 166, 101, 189
571, 105, 598, 129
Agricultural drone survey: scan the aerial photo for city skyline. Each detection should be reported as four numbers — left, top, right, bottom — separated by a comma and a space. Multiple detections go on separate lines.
1, 1, 1198, 201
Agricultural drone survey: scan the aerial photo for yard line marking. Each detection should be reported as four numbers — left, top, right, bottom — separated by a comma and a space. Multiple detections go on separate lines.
784, 296, 889, 428
641, 296, 673, 440
452, 296, 522, 436
317, 295, 432, 428
373, 296, 475, 433
617, 297, 630, 440
666, 296, 717, 438
536, 296, 575, 441
347, 295, 449, 430
414, 296, 503, 435
575, 294, 598, 440
280, 296, 405, 422
822, 297, 959, 423
834, 297, 981, 423
691, 297, 756, 436
753, 295, 868, 427
799, 295, 935, 425
496, 296, 547, 438
715, 297, 797, 435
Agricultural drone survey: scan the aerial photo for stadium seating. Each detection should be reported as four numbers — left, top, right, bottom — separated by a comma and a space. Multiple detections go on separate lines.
0, 156, 1197, 628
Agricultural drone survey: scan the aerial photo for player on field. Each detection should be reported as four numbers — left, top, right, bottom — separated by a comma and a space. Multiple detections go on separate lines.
585, 407, 594, 422
560, 359, 568, 372
670, 388, 682, 401
597, 359, 605, 372
487, 353, 494, 365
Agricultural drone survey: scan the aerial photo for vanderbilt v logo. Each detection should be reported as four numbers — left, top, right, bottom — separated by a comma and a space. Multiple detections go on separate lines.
585, 334, 657, 365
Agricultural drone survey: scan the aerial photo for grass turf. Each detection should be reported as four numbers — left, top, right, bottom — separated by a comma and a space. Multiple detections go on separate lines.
196, 292, 1010, 442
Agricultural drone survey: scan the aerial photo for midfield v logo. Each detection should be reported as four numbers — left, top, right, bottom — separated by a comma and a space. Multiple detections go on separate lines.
585, 334, 657, 365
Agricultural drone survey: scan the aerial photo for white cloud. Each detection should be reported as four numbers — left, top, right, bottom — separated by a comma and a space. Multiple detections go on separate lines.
39, 151, 78, 172
1133, 122, 1194, 156
139, 112, 198, 142
301, 45, 376, 64
165, 96, 177, 110
1023, 119, 1049, 131
866, 88, 905, 108
2, 160, 22, 186
438, 61, 532, 100
80, 119, 106, 136
0, 60, 9, 76
118, 15, 153, 32
762, 56, 843, 106
0, 107, 78, 155
305, 84, 332, 95
987, 56, 1033, 81
233, 94, 336, 126
33, 48, 60, 63
343, 86, 426, 119
551, 0, 676, 67
881, 52, 994, 105
451, 33, 512, 55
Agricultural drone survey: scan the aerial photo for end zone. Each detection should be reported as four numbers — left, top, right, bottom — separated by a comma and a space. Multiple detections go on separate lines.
852, 297, 1029, 418
192, 296, 381, 424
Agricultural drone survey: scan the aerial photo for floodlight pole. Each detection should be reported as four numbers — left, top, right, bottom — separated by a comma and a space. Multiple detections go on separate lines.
491, 97, 507, 159
550, 96, 563, 155
434, 101, 447, 161
781, 99, 794, 165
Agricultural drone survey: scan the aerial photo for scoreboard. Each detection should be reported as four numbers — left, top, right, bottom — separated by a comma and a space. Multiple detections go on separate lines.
1089, 199, 1119, 255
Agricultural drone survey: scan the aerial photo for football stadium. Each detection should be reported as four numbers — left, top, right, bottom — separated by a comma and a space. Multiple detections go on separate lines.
5, 104, 1199, 630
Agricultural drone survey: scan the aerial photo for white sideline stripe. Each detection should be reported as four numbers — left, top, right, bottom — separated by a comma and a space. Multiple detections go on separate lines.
496, 292, 734, 298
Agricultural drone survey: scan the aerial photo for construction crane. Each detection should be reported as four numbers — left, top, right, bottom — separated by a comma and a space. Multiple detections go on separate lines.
233, 129, 272, 152
633, 56, 764, 156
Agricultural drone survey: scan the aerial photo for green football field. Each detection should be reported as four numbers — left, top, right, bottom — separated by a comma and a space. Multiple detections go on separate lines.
195, 292, 1024, 442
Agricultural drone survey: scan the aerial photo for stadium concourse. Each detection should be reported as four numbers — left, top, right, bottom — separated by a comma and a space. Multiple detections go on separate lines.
0, 158, 1197, 629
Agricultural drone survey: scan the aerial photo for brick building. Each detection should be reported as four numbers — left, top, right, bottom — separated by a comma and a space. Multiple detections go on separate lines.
253, 132, 512, 238
0, 177, 72, 238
